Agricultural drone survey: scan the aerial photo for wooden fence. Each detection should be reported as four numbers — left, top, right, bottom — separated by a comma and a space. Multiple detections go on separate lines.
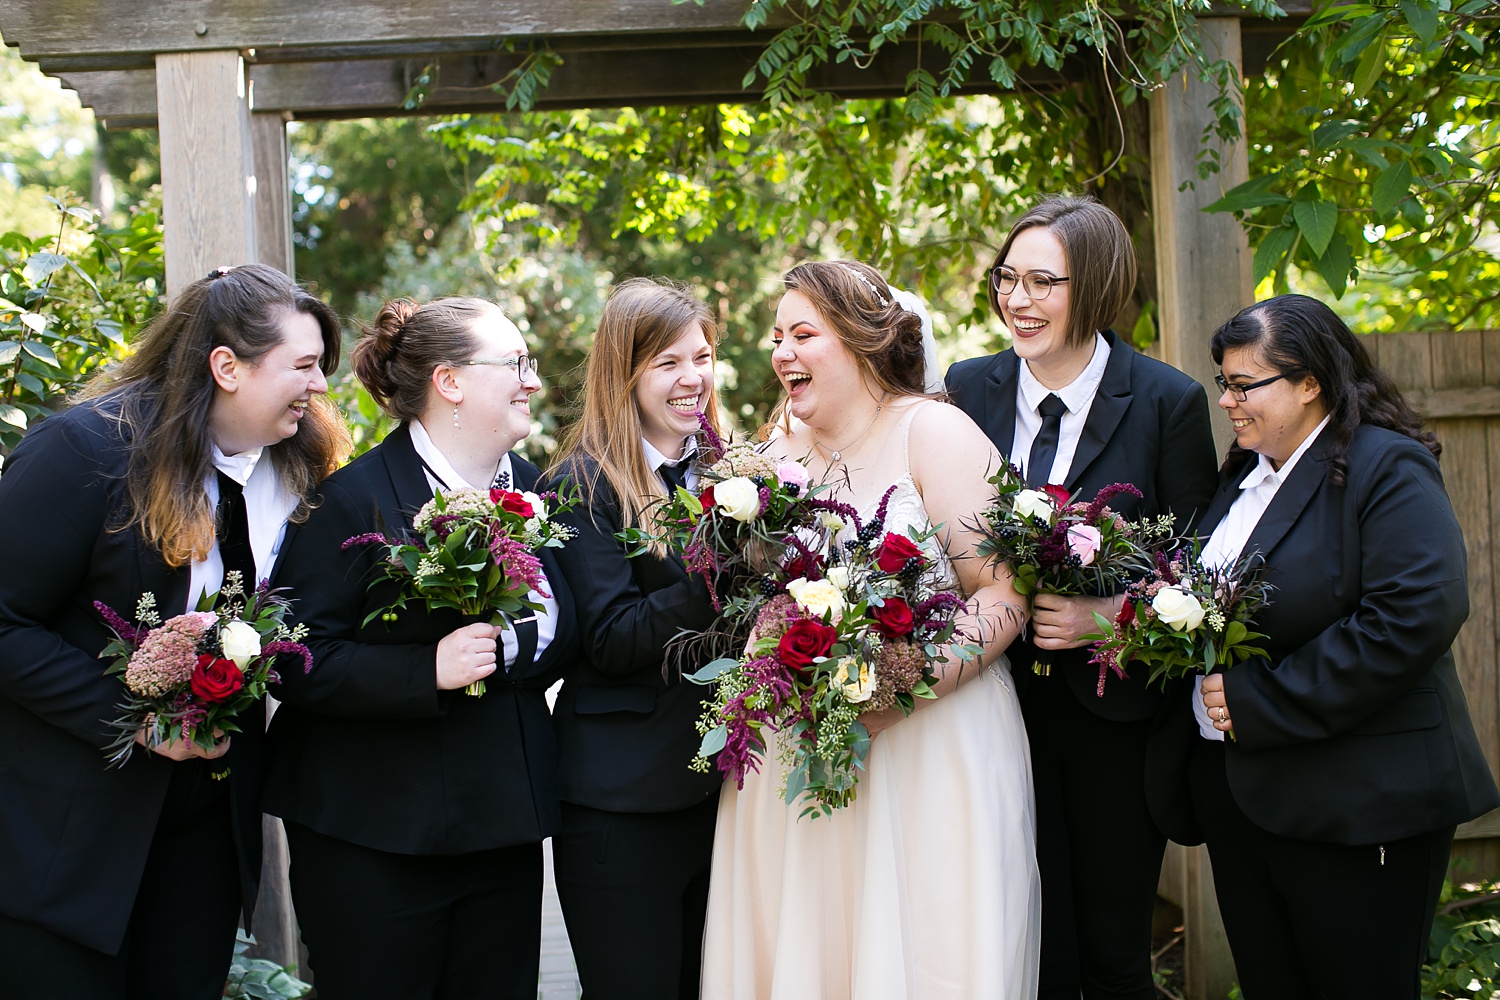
1161, 328, 1500, 998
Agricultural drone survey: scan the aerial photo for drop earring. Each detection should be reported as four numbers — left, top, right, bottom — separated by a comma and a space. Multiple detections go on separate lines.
452, 404, 460, 429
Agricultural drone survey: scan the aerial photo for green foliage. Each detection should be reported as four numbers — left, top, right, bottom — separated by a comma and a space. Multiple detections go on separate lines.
225, 931, 311, 1000
1425, 880, 1500, 999
0, 193, 164, 454
1208, 1, 1500, 329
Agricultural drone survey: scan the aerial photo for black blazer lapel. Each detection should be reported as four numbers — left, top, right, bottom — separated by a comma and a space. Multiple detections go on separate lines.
1065, 332, 1135, 494
1238, 437, 1332, 565
379, 423, 436, 537
982, 351, 1021, 460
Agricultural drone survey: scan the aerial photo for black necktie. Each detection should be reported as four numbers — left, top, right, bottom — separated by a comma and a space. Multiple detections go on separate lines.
1026, 394, 1068, 488
508, 615, 539, 677
215, 470, 258, 599
660, 460, 689, 493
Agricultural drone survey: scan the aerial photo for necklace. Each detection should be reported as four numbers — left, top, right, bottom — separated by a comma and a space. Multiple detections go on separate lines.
816, 396, 886, 463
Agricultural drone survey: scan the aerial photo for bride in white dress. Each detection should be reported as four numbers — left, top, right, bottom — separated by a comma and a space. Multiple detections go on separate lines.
701, 261, 1040, 999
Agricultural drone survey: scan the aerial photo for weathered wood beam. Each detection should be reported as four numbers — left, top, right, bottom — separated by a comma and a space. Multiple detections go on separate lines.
2, 0, 1315, 71
251, 112, 294, 276
60, 46, 1067, 129
156, 50, 257, 298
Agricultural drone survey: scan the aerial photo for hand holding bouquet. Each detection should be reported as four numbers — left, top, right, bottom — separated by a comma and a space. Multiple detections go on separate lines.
1086, 545, 1272, 697
95, 572, 313, 767
344, 485, 576, 696
689, 485, 981, 818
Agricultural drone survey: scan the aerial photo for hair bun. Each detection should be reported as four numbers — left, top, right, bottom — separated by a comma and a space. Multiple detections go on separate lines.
352, 298, 420, 405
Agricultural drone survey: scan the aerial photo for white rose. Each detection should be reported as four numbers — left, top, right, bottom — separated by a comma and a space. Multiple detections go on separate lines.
521, 491, 547, 521
832, 656, 877, 703
826, 566, 851, 592
1152, 586, 1206, 632
713, 477, 761, 522
1013, 489, 1055, 524
220, 620, 263, 668
786, 577, 846, 623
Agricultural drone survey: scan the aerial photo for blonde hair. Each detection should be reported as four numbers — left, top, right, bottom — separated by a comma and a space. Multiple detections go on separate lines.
550, 277, 722, 555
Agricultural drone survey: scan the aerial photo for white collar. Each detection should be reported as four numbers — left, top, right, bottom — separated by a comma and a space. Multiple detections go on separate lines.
1018, 332, 1111, 415
1240, 414, 1332, 491
409, 418, 514, 492
212, 443, 263, 486
642, 435, 698, 473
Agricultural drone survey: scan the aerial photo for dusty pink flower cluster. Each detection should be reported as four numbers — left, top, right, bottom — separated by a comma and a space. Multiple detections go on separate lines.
866, 641, 928, 713
123, 613, 215, 698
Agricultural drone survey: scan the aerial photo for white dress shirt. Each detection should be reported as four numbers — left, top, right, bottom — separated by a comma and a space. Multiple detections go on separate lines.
1013, 333, 1112, 485
409, 419, 557, 665
186, 444, 298, 612
643, 435, 700, 490
1193, 415, 1332, 741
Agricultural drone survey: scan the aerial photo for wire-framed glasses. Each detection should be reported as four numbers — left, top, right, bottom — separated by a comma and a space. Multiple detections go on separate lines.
990, 266, 1070, 300
460, 355, 539, 379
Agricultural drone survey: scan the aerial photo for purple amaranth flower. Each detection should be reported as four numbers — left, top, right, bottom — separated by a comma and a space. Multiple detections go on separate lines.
807, 496, 861, 532
429, 514, 460, 541
489, 536, 551, 598
912, 591, 968, 631
94, 601, 141, 645
262, 640, 314, 675
1156, 550, 1180, 585
1084, 483, 1143, 523
870, 483, 899, 533
695, 411, 726, 464
1035, 525, 1071, 567
756, 485, 772, 518
342, 532, 391, 551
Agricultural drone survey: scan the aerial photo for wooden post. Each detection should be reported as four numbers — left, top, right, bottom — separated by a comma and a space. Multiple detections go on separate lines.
1149, 17, 1254, 458
1149, 17, 1254, 999
156, 50, 256, 299
250, 110, 295, 276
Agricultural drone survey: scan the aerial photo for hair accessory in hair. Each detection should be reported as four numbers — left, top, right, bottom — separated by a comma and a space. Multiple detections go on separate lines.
206, 266, 234, 281
837, 262, 890, 308
887, 286, 943, 393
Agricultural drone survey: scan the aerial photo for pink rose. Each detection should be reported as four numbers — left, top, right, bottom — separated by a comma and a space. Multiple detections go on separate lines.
1065, 524, 1102, 566
775, 461, 811, 492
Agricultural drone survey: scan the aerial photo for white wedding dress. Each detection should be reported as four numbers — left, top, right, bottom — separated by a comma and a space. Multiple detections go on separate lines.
701, 405, 1040, 999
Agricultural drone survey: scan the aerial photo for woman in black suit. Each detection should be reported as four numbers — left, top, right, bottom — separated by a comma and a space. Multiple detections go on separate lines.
546, 277, 725, 1000
264, 296, 577, 1000
1147, 293, 1499, 998
0, 264, 348, 998
946, 195, 1218, 1000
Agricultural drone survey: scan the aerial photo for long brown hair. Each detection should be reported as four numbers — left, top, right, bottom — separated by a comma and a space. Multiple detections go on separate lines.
78, 264, 350, 567
550, 277, 722, 552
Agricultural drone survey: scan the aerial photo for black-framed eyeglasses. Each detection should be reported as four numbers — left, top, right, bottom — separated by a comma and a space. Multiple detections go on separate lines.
1213, 372, 1286, 401
459, 355, 539, 379
990, 266, 1069, 300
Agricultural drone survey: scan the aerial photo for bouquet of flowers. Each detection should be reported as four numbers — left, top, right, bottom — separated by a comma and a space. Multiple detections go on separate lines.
344, 485, 577, 696
620, 414, 827, 613
975, 464, 1173, 674
95, 572, 313, 767
689, 486, 982, 817
1086, 545, 1272, 696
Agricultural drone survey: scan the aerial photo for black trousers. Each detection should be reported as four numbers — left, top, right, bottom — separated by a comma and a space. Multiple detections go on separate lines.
1024, 670, 1165, 1000
553, 796, 718, 1000
285, 822, 543, 1000
1189, 738, 1451, 1000
0, 759, 241, 1000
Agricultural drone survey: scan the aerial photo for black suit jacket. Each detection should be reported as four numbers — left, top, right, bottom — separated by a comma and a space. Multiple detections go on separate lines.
0, 400, 265, 955
1145, 424, 1500, 846
946, 331, 1218, 720
548, 455, 723, 813
263, 423, 579, 854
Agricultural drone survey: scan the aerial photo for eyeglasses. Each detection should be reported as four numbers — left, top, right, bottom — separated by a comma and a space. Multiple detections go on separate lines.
460, 355, 539, 379
990, 267, 1070, 301
1213, 372, 1287, 401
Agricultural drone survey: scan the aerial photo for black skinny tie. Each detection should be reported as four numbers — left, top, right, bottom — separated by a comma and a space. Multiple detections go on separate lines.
1025, 394, 1068, 488
659, 460, 689, 494
215, 471, 258, 600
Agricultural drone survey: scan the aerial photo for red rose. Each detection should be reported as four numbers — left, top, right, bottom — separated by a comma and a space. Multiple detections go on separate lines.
697, 485, 716, 512
190, 654, 244, 704
1115, 598, 1136, 627
875, 532, 924, 574
1042, 483, 1071, 506
490, 489, 536, 519
777, 618, 838, 672
872, 597, 916, 639
782, 550, 826, 581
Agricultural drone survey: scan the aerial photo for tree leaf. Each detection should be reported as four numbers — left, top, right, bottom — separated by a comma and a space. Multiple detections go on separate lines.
1203, 175, 1289, 214
1292, 199, 1338, 257
1398, 0, 1438, 47
0, 404, 26, 429
1373, 160, 1413, 216
21, 252, 66, 285
1253, 225, 1298, 285
1352, 38, 1385, 98
1312, 120, 1363, 152
19, 312, 47, 334
1313, 233, 1354, 298
20, 340, 58, 365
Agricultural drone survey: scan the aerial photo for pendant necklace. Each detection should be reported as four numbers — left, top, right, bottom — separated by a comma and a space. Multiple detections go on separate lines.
817, 394, 887, 463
